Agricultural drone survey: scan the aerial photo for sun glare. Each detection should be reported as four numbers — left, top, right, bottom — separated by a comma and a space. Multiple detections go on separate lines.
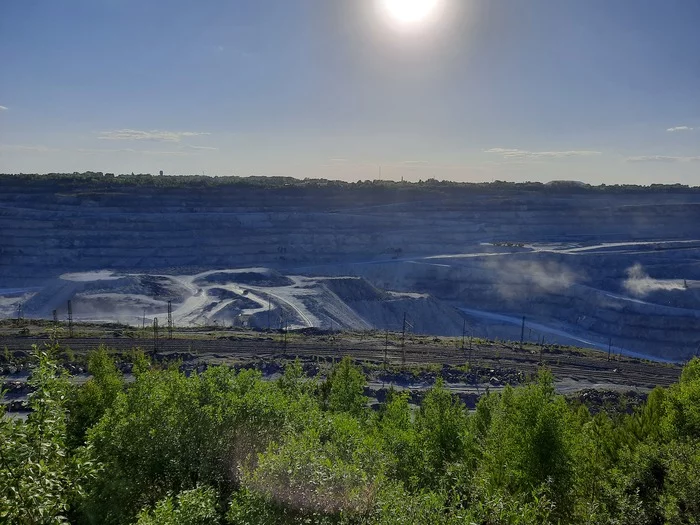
380, 0, 441, 27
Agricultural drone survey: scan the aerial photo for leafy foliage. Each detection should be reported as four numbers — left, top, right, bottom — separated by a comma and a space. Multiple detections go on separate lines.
3, 347, 700, 525
66, 346, 124, 448
0, 347, 96, 524
479, 370, 576, 514
321, 357, 367, 416
135, 487, 219, 525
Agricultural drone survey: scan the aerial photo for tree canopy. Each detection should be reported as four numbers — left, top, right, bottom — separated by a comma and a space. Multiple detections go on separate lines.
2, 346, 700, 524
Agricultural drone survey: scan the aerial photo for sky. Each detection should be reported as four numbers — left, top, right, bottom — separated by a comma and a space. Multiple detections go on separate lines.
1, 0, 700, 184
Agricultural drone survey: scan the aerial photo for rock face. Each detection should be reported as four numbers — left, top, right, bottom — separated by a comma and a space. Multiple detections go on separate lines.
3, 176, 700, 360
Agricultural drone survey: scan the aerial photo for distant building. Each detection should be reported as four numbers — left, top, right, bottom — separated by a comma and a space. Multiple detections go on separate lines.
159, 170, 164, 176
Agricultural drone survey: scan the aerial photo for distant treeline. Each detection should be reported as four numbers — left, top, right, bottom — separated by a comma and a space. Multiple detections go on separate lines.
2, 171, 699, 194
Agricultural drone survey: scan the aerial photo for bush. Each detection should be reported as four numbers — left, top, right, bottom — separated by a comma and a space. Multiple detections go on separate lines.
135, 487, 220, 525
478, 369, 576, 516
5, 351, 700, 524
322, 357, 367, 416
0, 348, 95, 524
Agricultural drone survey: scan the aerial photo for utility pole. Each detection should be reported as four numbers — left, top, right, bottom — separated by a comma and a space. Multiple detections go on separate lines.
153, 318, 159, 354
67, 300, 73, 338
540, 335, 545, 363
401, 313, 407, 367
142, 308, 146, 330
267, 298, 271, 331
167, 301, 173, 339
16, 303, 22, 323
52, 309, 58, 326
520, 316, 525, 350
468, 334, 473, 367
461, 318, 466, 349
400, 313, 413, 367
384, 329, 389, 370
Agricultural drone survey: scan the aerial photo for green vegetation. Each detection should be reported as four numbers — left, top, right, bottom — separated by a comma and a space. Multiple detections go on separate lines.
2, 346, 700, 524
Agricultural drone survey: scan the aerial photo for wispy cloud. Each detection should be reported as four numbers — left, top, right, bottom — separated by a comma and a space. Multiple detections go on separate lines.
0, 144, 58, 153
98, 129, 210, 142
626, 155, 680, 163
141, 149, 191, 156
0, 105, 8, 111
184, 144, 218, 151
626, 155, 700, 163
78, 147, 199, 157
485, 148, 601, 160
666, 126, 694, 132
399, 160, 430, 166
77, 147, 137, 154
394, 160, 475, 171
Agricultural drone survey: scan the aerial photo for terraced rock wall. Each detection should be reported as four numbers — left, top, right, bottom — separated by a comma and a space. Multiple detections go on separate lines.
3, 177, 700, 360
3, 180, 700, 285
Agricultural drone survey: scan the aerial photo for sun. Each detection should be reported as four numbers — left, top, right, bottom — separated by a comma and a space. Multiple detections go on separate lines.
379, 0, 441, 26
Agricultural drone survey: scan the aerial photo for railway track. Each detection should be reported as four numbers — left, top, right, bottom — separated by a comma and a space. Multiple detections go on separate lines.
1, 332, 682, 390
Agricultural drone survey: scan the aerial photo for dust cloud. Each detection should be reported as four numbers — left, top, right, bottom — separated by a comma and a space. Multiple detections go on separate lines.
623, 263, 686, 297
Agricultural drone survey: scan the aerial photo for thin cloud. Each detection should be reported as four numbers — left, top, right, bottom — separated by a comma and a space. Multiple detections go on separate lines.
627, 155, 681, 163
141, 150, 192, 156
0, 144, 58, 153
98, 129, 211, 142
666, 126, 694, 132
79, 144, 216, 155
77, 147, 137, 154
394, 160, 470, 171
184, 144, 218, 151
400, 160, 430, 166
626, 155, 700, 163
0, 105, 8, 111
485, 148, 601, 160
82, 147, 192, 156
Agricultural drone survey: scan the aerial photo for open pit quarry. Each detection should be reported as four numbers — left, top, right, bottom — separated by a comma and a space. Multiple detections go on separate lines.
2, 176, 700, 361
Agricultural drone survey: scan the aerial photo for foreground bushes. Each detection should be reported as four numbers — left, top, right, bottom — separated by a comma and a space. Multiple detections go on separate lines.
2, 349, 700, 524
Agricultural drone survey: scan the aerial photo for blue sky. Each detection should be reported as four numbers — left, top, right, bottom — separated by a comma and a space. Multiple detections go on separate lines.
1, 0, 700, 184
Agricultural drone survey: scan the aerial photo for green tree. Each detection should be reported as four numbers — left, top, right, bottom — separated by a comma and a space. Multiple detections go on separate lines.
322, 357, 367, 416
662, 357, 700, 440
84, 365, 292, 524
374, 391, 419, 486
415, 379, 472, 488
479, 369, 575, 516
242, 411, 383, 521
135, 487, 219, 525
67, 346, 124, 447
661, 440, 700, 524
0, 348, 95, 524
